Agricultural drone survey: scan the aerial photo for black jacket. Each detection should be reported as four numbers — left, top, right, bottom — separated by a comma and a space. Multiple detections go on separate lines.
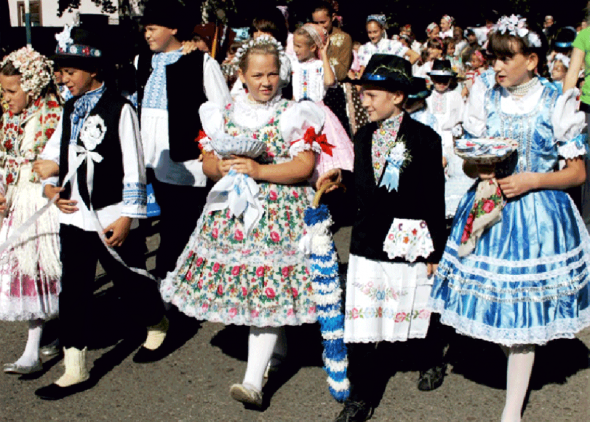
343, 113, 446, 263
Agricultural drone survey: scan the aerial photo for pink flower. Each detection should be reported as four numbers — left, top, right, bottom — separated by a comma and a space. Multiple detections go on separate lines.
211, 228, 218, 239
466, 214, 474, 226
395, 312, 407, 323
291, 287, 298, 298
287, 308, 294, 316
265, 288, 276, 299
461, 229, 470, 243
197, 280, 203, 289
196, 257, 204, 267
482, 200, 495, 213
269, 191, 278, 201
418, 309, 431, 319
217, 285, 223, 295
213, 263, 220, 273
292, 190, 299, 199
251, 309, 260, 318
234, 230, 243, 241
202, 303, 209, 311
270, 231, 280, 242
351, 308, 359, 319
186, 270, 193, 281
308, 306, 316, 314
241, 287, 248, 296
232, 266, 240, 276
228, 308, 237, 318
496, 187, 503, 196
256, 266, 265, 277
282, 267, 289, 277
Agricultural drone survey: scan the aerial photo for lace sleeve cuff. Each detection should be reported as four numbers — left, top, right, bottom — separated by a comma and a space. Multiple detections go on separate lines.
558, 135, 587, 160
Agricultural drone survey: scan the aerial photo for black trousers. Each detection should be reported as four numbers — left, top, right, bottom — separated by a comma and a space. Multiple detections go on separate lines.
59, 224, 165, 350
151, 179, 209, 279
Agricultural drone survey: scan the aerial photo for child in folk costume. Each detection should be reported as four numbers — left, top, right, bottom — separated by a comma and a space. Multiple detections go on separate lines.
291, 23, 354, 185
319, 55, 447, 422
34, 25, 169, 400
550, 54, 569, 95
439, 15, 455, 39
429, 16, 590, 422
0, 48, 61, 375
357, 14, 419, 75
161, 37, 325, 408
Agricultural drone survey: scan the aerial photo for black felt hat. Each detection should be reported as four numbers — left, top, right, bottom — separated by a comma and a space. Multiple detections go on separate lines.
141, 0, 190, 35
427, 59, 457, 77
53, 26, 105, 71
408, 77, 431, 99
353, 54, 413, 93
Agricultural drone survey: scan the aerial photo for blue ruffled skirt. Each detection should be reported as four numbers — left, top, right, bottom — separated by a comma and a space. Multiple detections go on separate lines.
429, 186, 590, 346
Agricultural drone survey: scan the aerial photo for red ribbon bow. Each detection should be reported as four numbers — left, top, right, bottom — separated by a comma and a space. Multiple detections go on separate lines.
291, 127, 335, 156
195, 130, 208, 150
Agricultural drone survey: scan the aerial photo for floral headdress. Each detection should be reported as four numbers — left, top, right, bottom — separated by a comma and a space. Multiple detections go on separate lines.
233, 35, 285, 65
492, 15, 542, 48
442, 15, 454, 26
426, 22, 438, 34
300, 23, 328, 51
550, 53, 570, 71
0, 46, 55, 98
367, 14, 387, 27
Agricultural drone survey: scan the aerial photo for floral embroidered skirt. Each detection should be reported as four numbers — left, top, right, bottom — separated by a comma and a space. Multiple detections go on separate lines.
429, 189, 590, 346
0, 181, 61, 321
161, 182, 318, 326
344, 254, 433, 343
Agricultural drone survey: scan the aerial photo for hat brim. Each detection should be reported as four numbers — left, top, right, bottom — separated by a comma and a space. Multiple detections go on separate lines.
408, 90, 431, 99
427, 70, 457, 77
52, 54, 103, 72
351, 76, 413, 93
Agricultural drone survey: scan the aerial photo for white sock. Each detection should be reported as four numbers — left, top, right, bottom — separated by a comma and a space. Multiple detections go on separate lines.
242, 326, 279, 392
501, 345, 536, 422
14, 320, 43, 367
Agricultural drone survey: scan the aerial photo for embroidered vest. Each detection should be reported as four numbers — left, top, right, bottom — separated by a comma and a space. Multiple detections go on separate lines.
58, 89, 128, 210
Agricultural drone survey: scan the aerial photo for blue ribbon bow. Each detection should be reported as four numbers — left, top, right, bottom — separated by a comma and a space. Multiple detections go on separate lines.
379, 156, 404, 192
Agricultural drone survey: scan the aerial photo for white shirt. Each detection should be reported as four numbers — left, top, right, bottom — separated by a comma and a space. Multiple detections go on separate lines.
358, 38, 409, 67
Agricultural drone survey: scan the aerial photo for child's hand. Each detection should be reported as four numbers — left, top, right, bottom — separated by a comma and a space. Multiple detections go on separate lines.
33, 160, 59, 179
217, 157, 234, 177
227, 156, 261, 179
497, 173, 539, 198
103, 216, 132, 248
45, 185, 78, 214
181, 40, 198, 55
316, 168, 342, 192
0, 193, 7, 213
320, 37, 331, 59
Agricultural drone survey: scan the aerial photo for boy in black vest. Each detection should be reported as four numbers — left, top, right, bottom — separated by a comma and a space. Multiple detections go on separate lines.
137, 0, 230, 282
319, 55, 448, 422
34, 25, 168, 401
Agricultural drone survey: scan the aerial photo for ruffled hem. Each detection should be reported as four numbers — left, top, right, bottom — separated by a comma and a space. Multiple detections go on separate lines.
429, 296, 590, 346
344, 332, 428, 344
0, 295, 59, 321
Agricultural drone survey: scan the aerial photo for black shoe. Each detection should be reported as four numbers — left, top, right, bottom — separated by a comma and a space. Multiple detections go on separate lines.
335, 400, 374, 422
35, 380, 92, 400
132, 344, 169, 364
417, 363, 446, 391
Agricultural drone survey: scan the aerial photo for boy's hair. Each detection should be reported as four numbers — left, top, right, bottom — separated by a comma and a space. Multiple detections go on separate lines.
251, 9, 289, 47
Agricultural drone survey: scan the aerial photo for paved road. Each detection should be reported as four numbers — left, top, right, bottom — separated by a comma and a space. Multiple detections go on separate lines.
1, 225, 589, 422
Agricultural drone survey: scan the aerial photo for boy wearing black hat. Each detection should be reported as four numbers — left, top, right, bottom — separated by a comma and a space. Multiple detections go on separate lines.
34, 25, 169, 400
136, 0, 230, 283
319, 55, 447, 421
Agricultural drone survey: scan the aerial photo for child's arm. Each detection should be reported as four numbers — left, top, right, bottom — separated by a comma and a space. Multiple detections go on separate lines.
404, 48, 420, 65
224, 151, 315, 184
320, 39, 336, 88
563, 47, 584, 92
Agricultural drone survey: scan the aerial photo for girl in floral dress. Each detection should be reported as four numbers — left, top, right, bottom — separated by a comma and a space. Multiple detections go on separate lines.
429, 16, 590, 422
160, 37, 324, 408
0, 47, 61, 375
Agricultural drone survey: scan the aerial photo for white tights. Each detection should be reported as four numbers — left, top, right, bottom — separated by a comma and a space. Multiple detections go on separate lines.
14, 319, 44, 366
500, 345, 536, 422
242, 326, 284, 392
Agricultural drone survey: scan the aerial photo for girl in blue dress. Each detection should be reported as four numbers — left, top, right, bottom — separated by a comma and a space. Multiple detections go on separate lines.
429, 15, 590, 422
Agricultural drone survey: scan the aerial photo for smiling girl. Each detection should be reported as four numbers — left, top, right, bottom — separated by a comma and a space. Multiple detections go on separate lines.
160, 36, 325, 408
429, 15, 590, 422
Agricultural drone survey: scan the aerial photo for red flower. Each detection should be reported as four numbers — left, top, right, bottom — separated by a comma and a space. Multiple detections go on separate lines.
482, 200, 495, 213
265, 288, 276, 299
466, 214, 474, 226
217, 285, 223, 295
213, 263, 220, 273
196, 257, 204, 267
256, 266, 265, 277
291, 287, 298, 298
269, 191, 278, 201
234, 230, 243, 241
270, 231, 280, 242
4, 140, 13, 150
412, 228, 418, 236
292, 190, 299, 199
45, 128, 55, 139
232, 266, 240, 276
394, 312, 407, 323
5, 174, 14, 184
461, 229, 470, 243
282, 267, 289, 277
211, 228, 218, 239
351, 308, 359, 319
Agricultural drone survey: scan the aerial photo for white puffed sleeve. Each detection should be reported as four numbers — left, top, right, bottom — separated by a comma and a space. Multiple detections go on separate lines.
198, 101, 227, 152
552, 87, 588, 159
462, 75, 488, 138
279, 101, 326, 158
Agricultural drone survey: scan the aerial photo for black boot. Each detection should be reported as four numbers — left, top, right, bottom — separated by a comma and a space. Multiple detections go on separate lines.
335, 400, 374, 422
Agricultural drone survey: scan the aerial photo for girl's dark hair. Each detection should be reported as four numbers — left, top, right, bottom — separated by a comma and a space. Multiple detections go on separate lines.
311, 1, 334, 17
488, 21, 548, 76
251, 9, 289, 47
427, 37, 444, 51
0, 60, 20, 76
443, 37, 456, 56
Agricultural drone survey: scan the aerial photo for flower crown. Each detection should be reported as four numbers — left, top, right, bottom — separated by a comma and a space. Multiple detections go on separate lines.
493, 15, 542, 48
0, 46, 55, 98
367, 14, 387, 27
426, 22, 438, 34
233, 35, 285, 65
442, 15, 454, 25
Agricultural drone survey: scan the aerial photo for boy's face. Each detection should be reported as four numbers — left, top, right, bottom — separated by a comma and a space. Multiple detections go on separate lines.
360, 87, 403, 122
432, 76, 451, 93
60, 67, 97, 97
144, 24, 178, 53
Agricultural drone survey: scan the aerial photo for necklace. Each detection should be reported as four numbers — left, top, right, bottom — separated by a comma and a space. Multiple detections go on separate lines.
506, 77, 538, 97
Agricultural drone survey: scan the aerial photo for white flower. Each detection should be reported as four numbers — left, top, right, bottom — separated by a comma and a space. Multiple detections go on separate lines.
55, 24, 73, 51
80, 116, 107, 151
389, 142, 407, 162
527, 33, 542, 48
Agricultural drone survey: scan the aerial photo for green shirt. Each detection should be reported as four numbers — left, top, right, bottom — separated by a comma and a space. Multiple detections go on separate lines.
573, 27, 590, 104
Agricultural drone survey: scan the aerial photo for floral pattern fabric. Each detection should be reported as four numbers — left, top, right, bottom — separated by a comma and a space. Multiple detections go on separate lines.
371, 113, 404, 182
383, 218, 434, 262
160, 100, 318, 326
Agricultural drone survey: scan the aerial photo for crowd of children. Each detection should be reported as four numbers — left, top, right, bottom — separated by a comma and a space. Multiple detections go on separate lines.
1, 1, 590, 421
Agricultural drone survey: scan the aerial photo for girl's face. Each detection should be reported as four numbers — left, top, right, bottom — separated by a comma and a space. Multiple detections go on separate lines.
440, 19, 451, 32
551, 61, 567, 82
367, 21, 384, 44
470, 53, 483, 69
293, 34, 316, 62
493, 51, 538, 88
239, 53, 280, 103
428, 47, 442, 61
446, 42, 455, 56
0, 74, 28, 115
428, 25, 440, 39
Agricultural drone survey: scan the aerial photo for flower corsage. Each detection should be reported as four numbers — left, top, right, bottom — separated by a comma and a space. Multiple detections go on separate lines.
380, 137, 411, 192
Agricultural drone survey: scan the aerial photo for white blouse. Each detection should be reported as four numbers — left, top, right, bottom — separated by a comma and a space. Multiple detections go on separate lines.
291, 59, 334, 102
358, 38, 408, 67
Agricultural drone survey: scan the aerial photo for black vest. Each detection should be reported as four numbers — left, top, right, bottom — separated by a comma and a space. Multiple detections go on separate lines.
136, 50, 206, 162
58, 89, 129, 210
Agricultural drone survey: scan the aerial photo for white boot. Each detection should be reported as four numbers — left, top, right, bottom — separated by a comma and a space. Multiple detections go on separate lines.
55, 347, 90, 387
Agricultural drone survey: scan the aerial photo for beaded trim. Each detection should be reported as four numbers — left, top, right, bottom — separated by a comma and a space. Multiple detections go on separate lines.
56, 44, 102, 58
506, 77, 539, 97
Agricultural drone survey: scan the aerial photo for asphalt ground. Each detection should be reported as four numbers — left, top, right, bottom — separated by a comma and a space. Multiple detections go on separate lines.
1, 224, 589, 422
